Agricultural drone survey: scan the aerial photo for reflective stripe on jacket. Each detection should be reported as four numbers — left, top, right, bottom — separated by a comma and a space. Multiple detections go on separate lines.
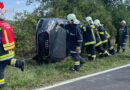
90, 25, 102, 47
0, 20, 15, 61
0, 50, 15, 61
97, 26, 108, 44
105, 31, 110, 39
0, 20, 15, 51
80, 25, 96, 46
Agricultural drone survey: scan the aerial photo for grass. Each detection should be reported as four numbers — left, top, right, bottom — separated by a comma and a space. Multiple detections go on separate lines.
2, 48, 130, 90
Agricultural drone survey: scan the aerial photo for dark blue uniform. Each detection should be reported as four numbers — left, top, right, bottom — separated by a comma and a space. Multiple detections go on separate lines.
116, 26, 128, 52
80, 25, 96, 61
97, 26, 108, 51
91, 25, 108, 57
0, 20, 24, 88
60, 24, 85, 71
105, 31, 115, 55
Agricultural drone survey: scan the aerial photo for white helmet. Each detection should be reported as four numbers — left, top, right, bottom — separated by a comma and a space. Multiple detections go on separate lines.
85, 16, 94, 24
94, 19, 101, 27
67, 13, 76, 23
121, 20, 126, 24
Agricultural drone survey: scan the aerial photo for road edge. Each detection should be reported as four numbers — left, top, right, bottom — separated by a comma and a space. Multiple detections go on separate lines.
36, 64, 130, 90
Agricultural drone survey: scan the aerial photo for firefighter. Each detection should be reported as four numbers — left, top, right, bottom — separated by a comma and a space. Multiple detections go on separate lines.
105, 31, 115, 55
0, 2, 24, 88
87, 17, 109, 57
56, 13, 85, 72
80, 16, 96, 61
115, 20, 128, 53
96, 21, 115, 55
94, 19, 109, 54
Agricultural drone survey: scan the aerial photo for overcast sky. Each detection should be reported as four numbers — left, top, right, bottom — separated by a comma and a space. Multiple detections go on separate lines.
0, 0, 40, 20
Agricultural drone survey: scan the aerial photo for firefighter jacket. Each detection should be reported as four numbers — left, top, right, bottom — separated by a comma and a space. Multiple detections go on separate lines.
105, 31, 111, 39
60, 24, 83, 54
116, 26, 128, 44
80, 25, 96, 46
0, 20, 15, 61
97, 26, 108, 44
90, 25, 102, 47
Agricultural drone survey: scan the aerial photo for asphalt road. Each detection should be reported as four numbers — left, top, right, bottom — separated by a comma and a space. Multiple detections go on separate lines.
47, 66, 130, 90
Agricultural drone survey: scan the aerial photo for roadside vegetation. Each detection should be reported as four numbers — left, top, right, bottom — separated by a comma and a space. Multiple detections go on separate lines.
3, 50, 130, 90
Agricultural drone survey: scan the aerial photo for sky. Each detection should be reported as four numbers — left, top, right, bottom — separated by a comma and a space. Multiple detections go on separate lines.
0, 0, 127, 20
0, 0, 40, 20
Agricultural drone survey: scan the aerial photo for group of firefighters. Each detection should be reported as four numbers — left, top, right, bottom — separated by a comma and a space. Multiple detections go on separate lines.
0, 1, 128, 88
56, 13, 128, 73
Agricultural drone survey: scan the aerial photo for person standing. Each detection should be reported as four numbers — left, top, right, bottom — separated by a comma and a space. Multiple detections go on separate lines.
0, 2, 24, 88
80, 16, 96, 61
94, 19, 109, 53
88, 17, 109, 57
56, 13, 85, 72
116, 20, 128, 53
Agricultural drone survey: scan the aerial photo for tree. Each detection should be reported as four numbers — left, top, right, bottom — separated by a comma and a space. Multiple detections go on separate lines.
102, 0, 123, 10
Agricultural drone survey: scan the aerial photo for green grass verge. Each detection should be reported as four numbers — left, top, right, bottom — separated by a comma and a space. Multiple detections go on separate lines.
3, 50, 130, 90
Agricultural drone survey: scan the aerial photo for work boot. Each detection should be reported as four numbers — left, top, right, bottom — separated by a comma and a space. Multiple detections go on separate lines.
88, 56, 91, 60
73, 69, 79, 73
122, 49, 126, 53
109, 49, 115, 55
91, 57, 96, 61
104, 53, 109, 57
116, 49, 120, 53
15, 60, 24, 71
73, 65, 80, 73
111, 49, 115, 55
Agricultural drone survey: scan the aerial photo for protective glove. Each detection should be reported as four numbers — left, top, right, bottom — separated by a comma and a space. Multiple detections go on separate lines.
76, 46, 81, 52
56, 22, 61, 26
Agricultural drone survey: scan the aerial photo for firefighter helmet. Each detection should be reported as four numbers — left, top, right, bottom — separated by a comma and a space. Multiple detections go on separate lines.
85, 16, 94, 24
94, 19, 101, 27
121, 20, 126, 24
67, 13, 77, 23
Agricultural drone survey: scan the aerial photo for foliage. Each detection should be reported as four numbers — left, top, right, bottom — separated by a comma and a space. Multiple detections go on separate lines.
26, 0, 129, 37
4, 51, 130, 90
8, 0, 130, 56
9, 11, 37, 57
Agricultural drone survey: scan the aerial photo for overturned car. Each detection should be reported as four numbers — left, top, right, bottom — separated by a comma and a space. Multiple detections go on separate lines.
33, 18, 68, 63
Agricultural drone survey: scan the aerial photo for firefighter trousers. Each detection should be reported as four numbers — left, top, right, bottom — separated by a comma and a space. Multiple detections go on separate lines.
71, 53, 85, 71
102, 42, 108, 51
86, 45, 96, 61
95, 45, 108, 57
107, 38, 115, 55
0, 58, 22, 88
117, 43, 126, 53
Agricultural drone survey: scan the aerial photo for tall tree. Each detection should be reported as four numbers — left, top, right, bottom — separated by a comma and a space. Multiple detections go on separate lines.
102, 0, 123, 10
